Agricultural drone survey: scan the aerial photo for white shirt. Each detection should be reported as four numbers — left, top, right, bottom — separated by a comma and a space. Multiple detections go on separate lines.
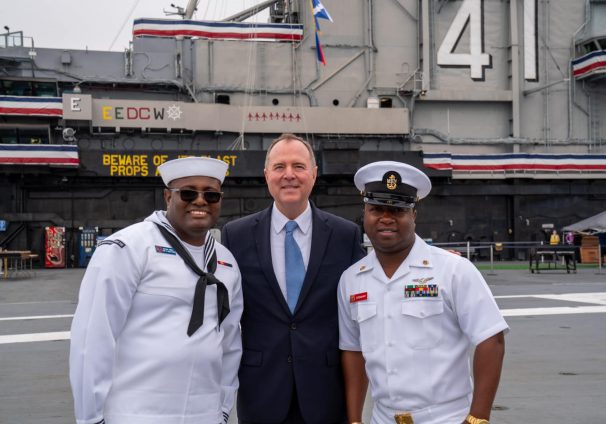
270, 202, 313, 299
70, 211, 243, 424
338, 235, 509, 424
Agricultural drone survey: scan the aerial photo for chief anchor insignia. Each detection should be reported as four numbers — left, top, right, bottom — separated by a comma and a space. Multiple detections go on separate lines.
394, 412, 414, 424
386, 173, 398, 190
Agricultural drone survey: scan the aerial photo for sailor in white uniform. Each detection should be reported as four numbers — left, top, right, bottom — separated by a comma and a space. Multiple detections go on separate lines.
70, 157, 243, 424
338, 161, 508, 424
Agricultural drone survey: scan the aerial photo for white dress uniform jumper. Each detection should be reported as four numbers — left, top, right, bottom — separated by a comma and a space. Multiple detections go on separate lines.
70, 211, 243, 424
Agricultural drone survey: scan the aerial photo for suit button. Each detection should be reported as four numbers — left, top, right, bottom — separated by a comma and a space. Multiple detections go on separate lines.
287, 355, 293, 363
290, 322, 297, 330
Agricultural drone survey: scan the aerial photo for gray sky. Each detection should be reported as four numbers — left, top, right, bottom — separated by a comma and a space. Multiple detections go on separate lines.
1, 0, 268, 51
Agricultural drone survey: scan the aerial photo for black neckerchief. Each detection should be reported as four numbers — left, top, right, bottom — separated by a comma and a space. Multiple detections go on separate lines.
155, 224, 230, 336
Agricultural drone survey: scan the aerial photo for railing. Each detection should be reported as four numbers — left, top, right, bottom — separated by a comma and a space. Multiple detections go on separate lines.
0, 32, 34, 49
431, 241, 604, 274
0, 223, 25, 250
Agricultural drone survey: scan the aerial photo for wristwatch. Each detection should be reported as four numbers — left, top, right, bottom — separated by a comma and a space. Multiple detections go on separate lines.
466, 414, 489, 424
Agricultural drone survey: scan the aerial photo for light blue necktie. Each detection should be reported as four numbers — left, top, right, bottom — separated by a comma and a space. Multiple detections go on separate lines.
285, 220, 305, 312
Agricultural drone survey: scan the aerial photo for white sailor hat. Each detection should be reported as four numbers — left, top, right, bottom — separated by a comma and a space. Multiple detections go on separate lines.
158, 157, 228, 186
354, 161, 431, 208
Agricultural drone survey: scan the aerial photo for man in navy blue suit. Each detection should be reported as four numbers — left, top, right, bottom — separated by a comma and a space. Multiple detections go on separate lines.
222, 134, 365, 424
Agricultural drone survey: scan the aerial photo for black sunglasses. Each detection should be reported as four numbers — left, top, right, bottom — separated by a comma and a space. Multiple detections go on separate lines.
169, 188, 223, 204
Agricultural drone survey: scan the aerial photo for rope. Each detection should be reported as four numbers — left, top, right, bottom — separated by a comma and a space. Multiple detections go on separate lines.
237, 0, 262, 150
108, 0, 142, 51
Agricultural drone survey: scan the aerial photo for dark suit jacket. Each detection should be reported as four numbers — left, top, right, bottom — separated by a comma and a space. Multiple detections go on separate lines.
222, 203, 365, 424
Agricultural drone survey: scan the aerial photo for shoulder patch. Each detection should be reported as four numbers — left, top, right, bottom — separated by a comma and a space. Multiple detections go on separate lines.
97, 239, 126, 248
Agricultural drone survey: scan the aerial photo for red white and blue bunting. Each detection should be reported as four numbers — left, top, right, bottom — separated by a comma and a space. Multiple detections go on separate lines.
0, 96, 63, 117
423, 152, 606, 179
0, 145, 79, 167
572, 50, 606, 80
133, 18, 303, 42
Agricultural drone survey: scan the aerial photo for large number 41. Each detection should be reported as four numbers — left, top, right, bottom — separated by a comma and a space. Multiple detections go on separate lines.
437, 0, 491, 81
437, 0, 538, 82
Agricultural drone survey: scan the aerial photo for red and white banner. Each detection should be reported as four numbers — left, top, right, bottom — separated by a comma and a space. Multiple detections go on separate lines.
572, 50, 606, 80
0, 96, 63, 117
133, 18, 303, 42
423, 152, 606, 179
0, 144, 79, 167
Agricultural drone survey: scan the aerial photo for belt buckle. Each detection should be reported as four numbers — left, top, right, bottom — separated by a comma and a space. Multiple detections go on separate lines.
394, 412, 414, 424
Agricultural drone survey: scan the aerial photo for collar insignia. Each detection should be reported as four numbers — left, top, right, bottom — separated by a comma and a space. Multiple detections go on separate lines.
357, 264, 371, 274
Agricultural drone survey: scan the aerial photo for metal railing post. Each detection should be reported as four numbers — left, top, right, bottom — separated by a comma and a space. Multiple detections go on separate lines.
488, 244, 497, 275
467, 240, 471, 260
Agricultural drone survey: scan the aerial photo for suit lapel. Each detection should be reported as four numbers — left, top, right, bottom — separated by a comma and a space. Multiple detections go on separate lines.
254, 206, 292, 316
294, 205, 331, 313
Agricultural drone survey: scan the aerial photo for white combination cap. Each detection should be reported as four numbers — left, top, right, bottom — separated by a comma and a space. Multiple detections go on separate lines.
158, 157, 228, 186
354, 161, 431, 208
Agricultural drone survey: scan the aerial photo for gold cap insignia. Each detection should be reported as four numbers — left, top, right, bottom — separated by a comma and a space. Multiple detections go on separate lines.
386, 174, 398, 190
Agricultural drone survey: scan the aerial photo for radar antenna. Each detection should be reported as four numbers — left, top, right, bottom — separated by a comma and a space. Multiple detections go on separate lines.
164, 0, 200, 19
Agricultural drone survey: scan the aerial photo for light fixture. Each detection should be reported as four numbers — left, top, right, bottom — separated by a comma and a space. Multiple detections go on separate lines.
62, 127, 76, 142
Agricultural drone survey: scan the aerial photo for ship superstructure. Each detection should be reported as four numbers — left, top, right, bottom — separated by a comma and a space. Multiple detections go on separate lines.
1, 0, 605, 260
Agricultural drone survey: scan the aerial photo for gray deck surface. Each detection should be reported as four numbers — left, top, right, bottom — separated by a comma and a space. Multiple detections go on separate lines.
1, 265, 605, 423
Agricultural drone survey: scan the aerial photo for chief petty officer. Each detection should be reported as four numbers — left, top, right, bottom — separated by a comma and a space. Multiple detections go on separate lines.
70, 157, 243, 424
337, 161, 508, 424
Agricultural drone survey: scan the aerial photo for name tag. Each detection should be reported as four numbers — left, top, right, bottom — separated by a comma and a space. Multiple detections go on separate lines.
350, 292, 368, 303
155, 245, 176, 255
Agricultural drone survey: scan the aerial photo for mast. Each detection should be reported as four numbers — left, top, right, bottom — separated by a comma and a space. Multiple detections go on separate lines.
184, 0, 199, 19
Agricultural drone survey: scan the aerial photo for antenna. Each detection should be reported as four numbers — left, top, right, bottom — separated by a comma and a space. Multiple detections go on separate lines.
163, 3, 186, 18
163, 0, 199, 19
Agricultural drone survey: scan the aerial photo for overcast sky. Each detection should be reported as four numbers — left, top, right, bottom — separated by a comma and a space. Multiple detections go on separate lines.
1, 0, 269, 51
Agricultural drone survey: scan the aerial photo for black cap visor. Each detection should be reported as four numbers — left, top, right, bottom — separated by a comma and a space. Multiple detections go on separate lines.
363, 192, 416, 209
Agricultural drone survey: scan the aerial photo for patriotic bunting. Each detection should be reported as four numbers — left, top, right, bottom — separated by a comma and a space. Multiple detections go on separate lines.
0, 96, 62, 117
0, 145, 79, 167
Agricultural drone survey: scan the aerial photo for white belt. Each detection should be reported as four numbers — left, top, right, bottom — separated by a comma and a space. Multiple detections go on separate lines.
372, 394, 471, 424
